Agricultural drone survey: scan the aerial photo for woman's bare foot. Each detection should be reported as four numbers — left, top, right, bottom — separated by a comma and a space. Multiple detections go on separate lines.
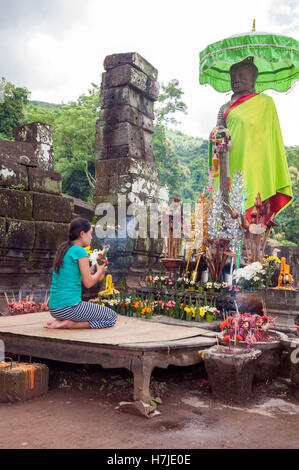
44, 319, 90, 329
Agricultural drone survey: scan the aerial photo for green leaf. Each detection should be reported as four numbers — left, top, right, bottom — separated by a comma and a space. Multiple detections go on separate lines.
153, 397, 162, 404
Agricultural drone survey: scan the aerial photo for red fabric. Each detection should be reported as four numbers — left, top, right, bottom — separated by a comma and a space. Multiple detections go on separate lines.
224, 93, 259, 124
245, 192, 292, 224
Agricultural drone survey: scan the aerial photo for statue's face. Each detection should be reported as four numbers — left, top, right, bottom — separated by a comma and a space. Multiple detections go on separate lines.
230, 65, 255, 94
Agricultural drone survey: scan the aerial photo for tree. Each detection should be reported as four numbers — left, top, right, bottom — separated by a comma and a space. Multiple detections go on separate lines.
155, 79, 188, 126
0, 79, 30, 139
152, 79, 188, 200
25, 83, 100, 202
273, 146, 299, 245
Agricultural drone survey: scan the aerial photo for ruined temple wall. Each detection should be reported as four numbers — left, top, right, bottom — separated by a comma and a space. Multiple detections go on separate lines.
0, 122, 77, 292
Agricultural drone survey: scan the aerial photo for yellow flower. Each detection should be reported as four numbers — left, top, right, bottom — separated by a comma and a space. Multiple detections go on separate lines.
200, 308, 205, 317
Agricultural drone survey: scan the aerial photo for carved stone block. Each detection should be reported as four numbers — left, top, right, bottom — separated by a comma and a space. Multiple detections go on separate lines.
28, 167, 62, 194
32, 193, 73, 223
0, 188, 33, 220
14, 122, 54, 171
101, 86, 155, 120
0, 141, 37, 167
0, 160, 29, 189
5, 219, 35, 250
102, 64, 159, 100
104, 52, 158, 80
34, 221, 69, 251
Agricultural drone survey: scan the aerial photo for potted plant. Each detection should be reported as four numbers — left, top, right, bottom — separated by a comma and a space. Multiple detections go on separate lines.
233, 258, 280, 313
220, 282, 228, 295
206, 282, 214, 294
214, 282, 221, 292
166, 300, 176, 317
184, 305, 195, 321
205, 306, 219, 322
199, 344, 262, 404
188, 280, 196, 292
197, 281, 204, 294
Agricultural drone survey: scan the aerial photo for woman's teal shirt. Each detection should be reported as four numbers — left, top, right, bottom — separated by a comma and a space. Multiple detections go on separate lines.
49, 245, 88, 309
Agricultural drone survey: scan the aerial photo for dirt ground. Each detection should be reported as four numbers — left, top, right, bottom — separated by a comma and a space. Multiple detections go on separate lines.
0, 356, 299, 450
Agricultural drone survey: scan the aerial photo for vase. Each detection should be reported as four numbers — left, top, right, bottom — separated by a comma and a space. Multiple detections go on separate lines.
201, 270, 209, 283
206, 313, 214, 322
186, 313, 192, 321
161, 258, 183, 276
200, 345, 262, 404
145, 313, 152, 320
136, 311, 141, 318
218, 330, 288, 382
188, 287, 195, 292
198, 286, 204, 293
235, 290, 263, 314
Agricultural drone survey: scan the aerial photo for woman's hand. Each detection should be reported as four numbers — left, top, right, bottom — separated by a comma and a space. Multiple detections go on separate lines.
95, 262, 108, 282
78, 257, 107, 289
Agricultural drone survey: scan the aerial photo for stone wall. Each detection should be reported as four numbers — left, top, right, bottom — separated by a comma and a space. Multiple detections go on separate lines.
0, 122, 77, 293
94, 53, 169, 286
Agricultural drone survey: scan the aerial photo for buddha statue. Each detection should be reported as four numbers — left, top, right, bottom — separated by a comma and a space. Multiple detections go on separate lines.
213, 59, 293, 223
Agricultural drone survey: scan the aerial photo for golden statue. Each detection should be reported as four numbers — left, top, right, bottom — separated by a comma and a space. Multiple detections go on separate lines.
98, 274, 120, 300
275, 257, 294, 290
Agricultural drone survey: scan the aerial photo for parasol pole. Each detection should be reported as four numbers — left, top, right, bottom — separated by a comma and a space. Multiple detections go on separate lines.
236, 190, 246, 269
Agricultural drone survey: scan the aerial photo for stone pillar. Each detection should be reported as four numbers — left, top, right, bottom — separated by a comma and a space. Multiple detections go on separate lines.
94, 53, 169, 285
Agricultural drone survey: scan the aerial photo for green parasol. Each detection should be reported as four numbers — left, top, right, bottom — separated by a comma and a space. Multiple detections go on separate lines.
199, 31, 299, 93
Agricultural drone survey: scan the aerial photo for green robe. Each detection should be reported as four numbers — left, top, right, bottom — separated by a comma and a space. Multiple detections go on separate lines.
226, 94, 293, 217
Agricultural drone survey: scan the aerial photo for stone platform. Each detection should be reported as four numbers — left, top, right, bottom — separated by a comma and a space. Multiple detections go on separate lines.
0, 312, 216, 403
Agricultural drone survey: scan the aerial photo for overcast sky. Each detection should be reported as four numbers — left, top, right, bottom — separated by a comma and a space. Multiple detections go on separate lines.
0, 0, 298, 144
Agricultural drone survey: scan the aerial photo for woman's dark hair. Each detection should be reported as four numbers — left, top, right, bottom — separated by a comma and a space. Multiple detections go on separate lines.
54, 218, 91, 273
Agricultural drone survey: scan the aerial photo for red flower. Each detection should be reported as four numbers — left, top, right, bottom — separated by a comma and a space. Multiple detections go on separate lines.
236, 334, 243, 342
101, 259, 109, 265
97, 253, 102, 259
220, 320, 229, 331
223, 335, 230, 343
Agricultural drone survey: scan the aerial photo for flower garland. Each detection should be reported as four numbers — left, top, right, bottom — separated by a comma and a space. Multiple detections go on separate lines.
208, 127, 232, 192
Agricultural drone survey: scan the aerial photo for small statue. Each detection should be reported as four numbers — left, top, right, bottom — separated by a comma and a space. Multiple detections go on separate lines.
98, 274, 120, 299
275, 257, 294, 290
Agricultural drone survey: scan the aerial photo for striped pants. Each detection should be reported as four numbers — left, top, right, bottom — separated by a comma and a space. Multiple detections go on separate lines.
50, 302, 117, 329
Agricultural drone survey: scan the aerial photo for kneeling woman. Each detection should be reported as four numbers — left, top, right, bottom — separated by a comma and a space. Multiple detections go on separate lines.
45, 218, 117, 330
